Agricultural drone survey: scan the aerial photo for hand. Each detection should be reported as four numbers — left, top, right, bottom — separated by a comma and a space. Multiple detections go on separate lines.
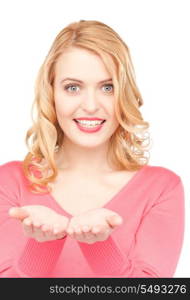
66, 208, 123, 244
9, 205, 69, 242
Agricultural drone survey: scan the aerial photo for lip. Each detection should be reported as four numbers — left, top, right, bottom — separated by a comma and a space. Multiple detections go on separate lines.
73, 119, 105, 133
73, 117, 105, 121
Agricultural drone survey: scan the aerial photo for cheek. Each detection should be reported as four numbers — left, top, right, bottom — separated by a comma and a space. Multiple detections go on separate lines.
108, 106, 119, 130
54, 97, 75, 119
106, 101, 118, 123
111, 119, 119, 132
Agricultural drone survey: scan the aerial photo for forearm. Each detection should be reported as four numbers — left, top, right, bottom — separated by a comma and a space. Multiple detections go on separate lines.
7, 237, 66, 278
78, 236, 161, 278
78, 235, 128, 276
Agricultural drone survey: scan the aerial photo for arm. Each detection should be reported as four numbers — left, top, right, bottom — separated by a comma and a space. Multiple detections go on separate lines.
126, 178, 185, 277
0, 163, 66, 278
10, 238, 66, 278
0, 220, 66, 278
78, 179, 185, 277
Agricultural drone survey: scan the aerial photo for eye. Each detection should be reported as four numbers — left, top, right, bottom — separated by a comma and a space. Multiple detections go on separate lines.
63, 83, 114, 94
64, 84, 80, 93
102, 84, 114, 93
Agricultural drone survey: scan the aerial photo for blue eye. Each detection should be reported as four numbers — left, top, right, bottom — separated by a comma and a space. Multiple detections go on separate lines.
102, 84, 114, 93
64, 84, 79, 92
64, 83, 114, 93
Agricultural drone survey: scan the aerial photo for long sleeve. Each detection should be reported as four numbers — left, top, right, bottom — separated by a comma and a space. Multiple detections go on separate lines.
8, 238, 66, 278
0, 162, 66, 278
78, 178, 185, 277
126, 178, 185, 277
78, 235, 128, 276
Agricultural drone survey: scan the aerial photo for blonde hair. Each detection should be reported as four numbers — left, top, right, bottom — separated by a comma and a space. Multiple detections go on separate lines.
22, 19, 151, 193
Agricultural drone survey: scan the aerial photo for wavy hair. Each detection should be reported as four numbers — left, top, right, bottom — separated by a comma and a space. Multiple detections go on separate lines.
22, 19, 151, 193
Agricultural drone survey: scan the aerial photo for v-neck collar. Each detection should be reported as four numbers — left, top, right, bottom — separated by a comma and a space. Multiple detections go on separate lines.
46, 165, 149, 218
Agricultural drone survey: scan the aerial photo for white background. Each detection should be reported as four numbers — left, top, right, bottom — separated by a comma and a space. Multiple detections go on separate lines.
0, 0, 189, 277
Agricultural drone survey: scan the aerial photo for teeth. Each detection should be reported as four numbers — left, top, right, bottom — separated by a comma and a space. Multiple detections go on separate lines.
75, 120, 104, 126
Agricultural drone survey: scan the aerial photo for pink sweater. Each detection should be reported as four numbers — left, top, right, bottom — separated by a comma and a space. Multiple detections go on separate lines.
0, 161, 184, 278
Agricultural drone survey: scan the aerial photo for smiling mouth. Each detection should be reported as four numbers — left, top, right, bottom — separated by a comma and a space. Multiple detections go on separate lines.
73, 119, 106, 128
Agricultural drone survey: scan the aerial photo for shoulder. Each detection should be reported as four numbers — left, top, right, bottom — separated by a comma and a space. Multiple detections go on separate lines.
0, 160, 24, 206
141, 165, 185, 211
143, 164, 182, 191
145, 164, 181, 180
0, 160, 24, 186
0, 160, 23, 176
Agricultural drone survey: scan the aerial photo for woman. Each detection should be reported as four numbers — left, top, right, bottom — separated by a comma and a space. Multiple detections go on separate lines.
0, 20, 184, 278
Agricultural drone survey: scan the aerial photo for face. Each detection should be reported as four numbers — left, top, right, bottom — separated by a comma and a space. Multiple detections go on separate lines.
53, 47, 119, 149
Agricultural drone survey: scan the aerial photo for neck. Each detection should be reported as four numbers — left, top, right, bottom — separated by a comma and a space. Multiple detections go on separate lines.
55, 139, 115, 176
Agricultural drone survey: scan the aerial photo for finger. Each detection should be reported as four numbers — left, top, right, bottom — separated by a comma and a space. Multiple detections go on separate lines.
23, 217, 32, 227
9, 207, 29, 221
69, 224, 86, 240
44, 228, 60, 241
106, 214, 123, 229
91, 225, 107, 236
33, 220, 42, 228
74, 226, 91, 242
41, 224, 52, 233
33, 226, 47, 242
92, 225, 109, 241
81, 225, 91, 233
76, 226, 89, 240
31, 221, 46, 240
52, 224, 67, 240
82, 227, 96, 242
83, 227, 103, 244
22, 218, 34, 236
53, 223, 66, 235
41, 224, 55, 240
91, 224, 103, 234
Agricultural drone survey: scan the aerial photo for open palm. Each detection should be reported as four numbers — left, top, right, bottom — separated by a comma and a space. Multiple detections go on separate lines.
9, 205, 69, 242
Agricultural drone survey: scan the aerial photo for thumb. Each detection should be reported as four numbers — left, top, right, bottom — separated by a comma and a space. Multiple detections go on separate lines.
9, 207, 29, 221
106, 214, 123, 229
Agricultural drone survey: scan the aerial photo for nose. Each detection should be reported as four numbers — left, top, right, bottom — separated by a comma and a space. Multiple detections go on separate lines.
81, 88, 100, 113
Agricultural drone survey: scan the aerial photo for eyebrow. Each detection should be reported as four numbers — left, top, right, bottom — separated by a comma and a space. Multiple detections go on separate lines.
60, 77, 112, 84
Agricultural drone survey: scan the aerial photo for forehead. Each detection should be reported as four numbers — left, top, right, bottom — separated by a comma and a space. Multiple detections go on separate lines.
54, 47, 111, 80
